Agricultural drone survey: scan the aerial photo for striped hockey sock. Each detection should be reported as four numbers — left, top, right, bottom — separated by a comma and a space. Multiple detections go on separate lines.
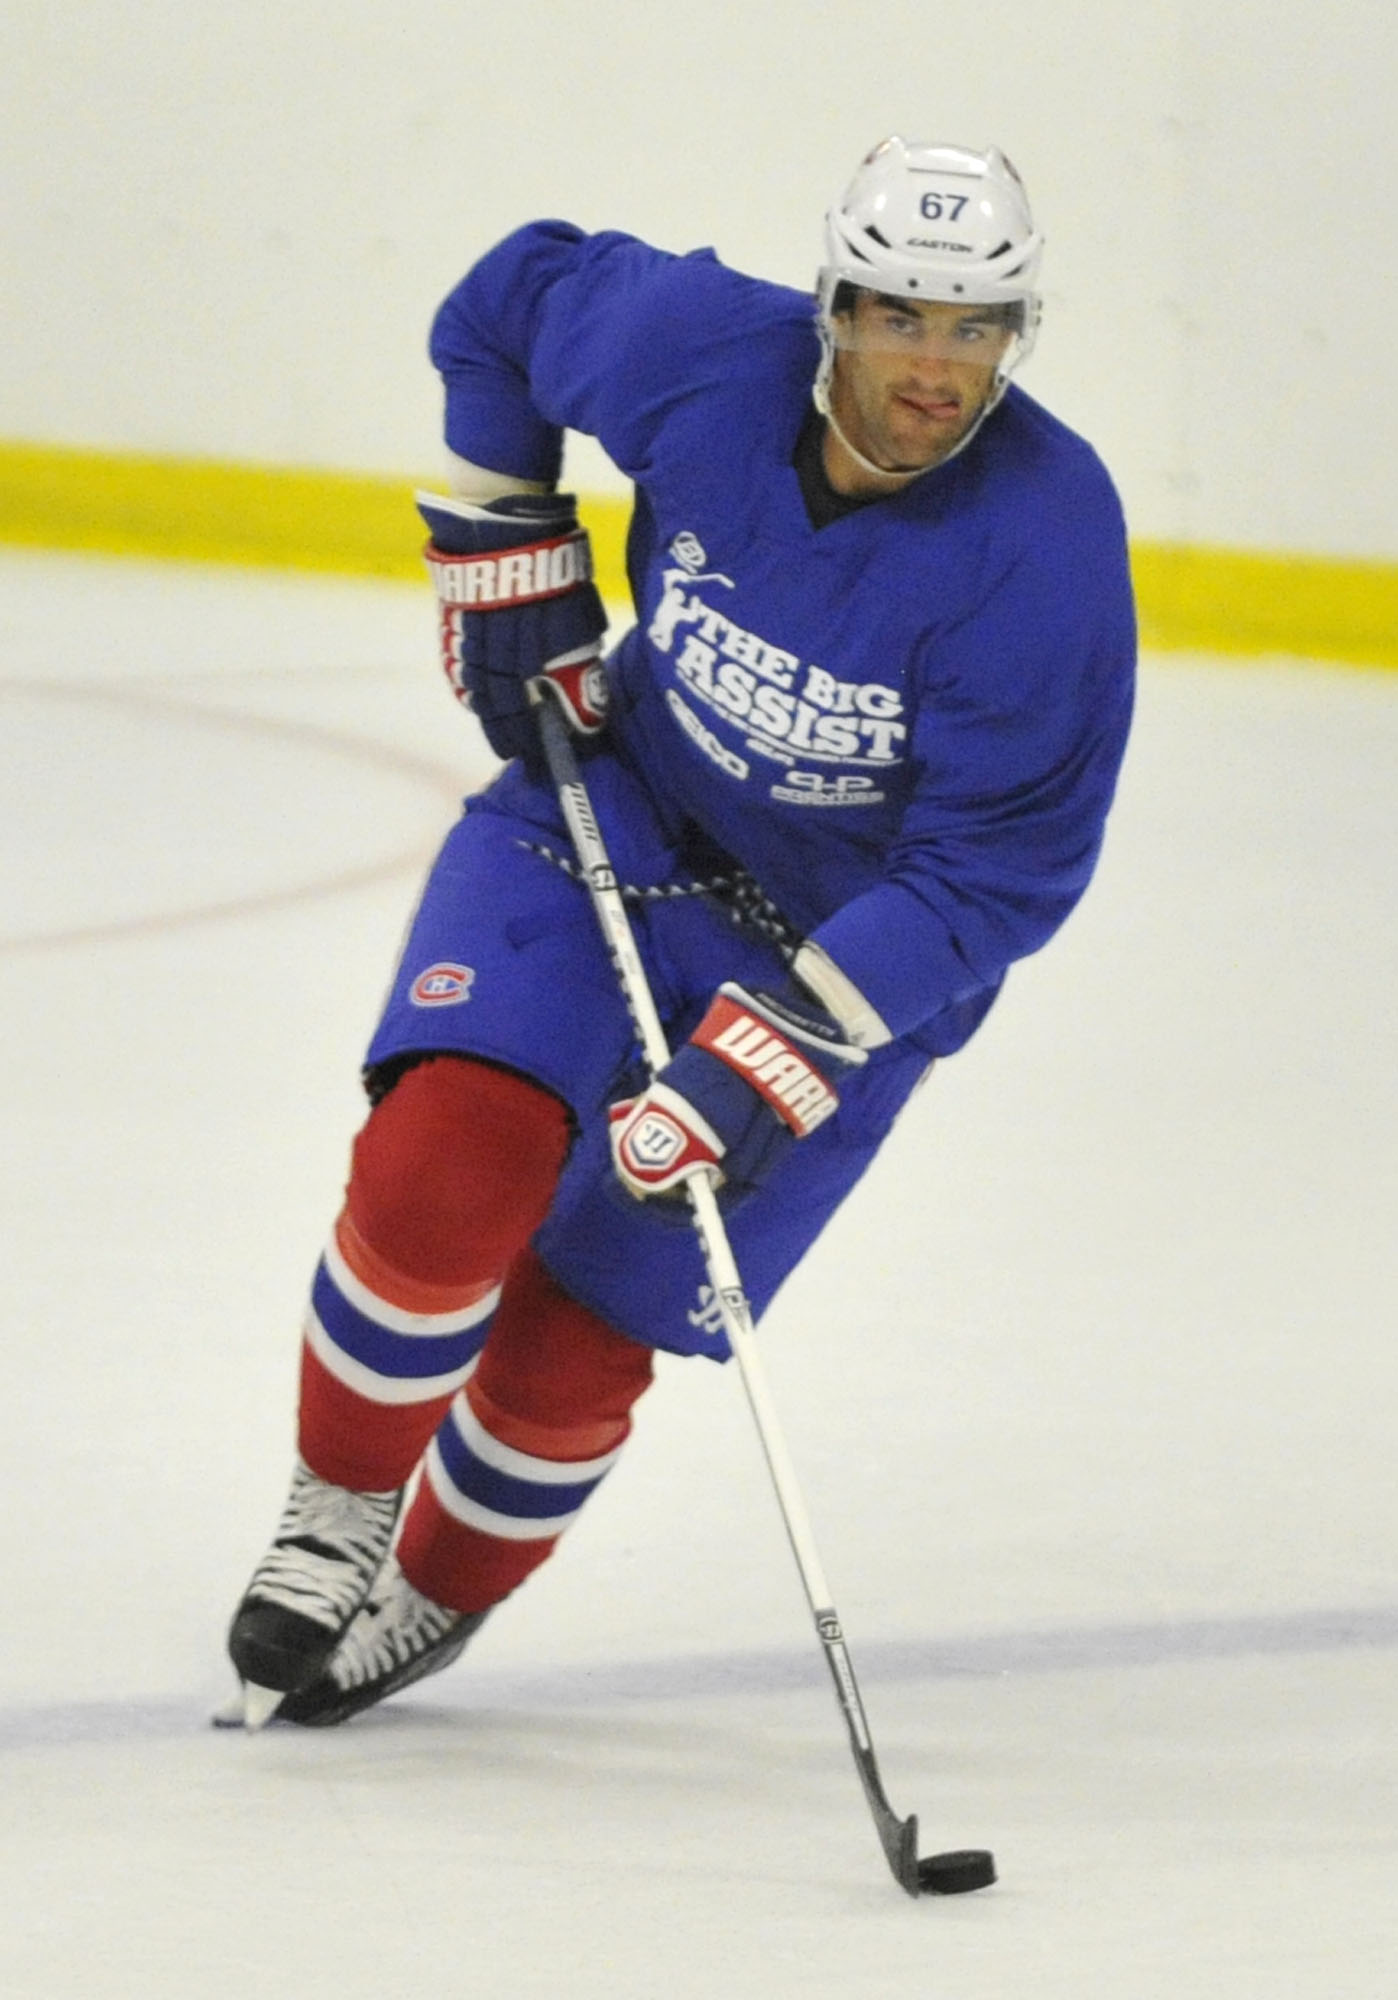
395, 1250, 655, 1614
397, 1376, 626, 1611
297, 1207, 500, 1492
295, 1056, 573, 1493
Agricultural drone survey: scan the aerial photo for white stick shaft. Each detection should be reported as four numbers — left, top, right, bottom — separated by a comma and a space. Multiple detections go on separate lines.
531, 693, 912, 1866
532, 695, 836, 1609
544, 735, 673, 1069
683, 1176, 836, 1612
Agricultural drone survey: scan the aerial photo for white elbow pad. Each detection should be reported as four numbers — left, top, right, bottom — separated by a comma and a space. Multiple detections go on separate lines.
444, 449, 553, 502
791, 941, 893, 1050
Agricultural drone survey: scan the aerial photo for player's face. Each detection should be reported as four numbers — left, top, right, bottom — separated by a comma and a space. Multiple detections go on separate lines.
825, 294, 1013, 489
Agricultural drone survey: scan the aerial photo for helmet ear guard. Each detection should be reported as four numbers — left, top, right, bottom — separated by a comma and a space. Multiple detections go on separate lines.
814, 136, 1044, 449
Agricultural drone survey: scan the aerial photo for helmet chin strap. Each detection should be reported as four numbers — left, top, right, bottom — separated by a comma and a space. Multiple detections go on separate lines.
812, 377, 997, 486
811, 334, 1004, 488
812, 380, 925, 487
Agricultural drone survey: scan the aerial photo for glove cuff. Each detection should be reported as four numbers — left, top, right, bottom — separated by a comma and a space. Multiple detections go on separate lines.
424, 527, 593, 611
692, 989, 842, 1137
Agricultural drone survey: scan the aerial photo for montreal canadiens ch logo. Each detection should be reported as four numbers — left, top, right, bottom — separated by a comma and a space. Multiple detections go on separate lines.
409, 962, 475, 1007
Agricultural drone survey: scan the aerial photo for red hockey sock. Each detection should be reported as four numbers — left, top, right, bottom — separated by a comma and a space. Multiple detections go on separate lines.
396, 1248, 655, 1614
296, 1058, 572, 1491
347, 1057, 572, 1283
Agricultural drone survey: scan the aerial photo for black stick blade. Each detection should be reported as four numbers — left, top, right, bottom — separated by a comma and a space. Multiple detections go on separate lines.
876, 1808, 924, 1897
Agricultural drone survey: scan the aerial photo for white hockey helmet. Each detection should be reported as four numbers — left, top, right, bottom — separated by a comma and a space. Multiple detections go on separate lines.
815, 137, 1044, 425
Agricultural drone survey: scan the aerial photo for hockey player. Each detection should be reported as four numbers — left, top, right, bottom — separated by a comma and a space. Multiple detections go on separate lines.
225, 137, 1135, 1727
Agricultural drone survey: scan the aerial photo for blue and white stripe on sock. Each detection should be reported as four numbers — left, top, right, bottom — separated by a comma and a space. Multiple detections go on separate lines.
303, 1226, 500, 1406
424, 1387, 626, 1540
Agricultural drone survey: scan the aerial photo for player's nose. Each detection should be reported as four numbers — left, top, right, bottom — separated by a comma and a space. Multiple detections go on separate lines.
902, 353, 959, 397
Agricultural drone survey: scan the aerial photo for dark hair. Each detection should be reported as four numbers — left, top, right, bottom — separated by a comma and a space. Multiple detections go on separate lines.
831, 282, 1025, 333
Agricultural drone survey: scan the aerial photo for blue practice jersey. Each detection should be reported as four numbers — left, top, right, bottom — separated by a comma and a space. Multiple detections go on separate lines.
429, 223, 1136, 1056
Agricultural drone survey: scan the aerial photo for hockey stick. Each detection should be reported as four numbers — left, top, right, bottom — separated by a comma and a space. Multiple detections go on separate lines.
529, 686, 995, 1899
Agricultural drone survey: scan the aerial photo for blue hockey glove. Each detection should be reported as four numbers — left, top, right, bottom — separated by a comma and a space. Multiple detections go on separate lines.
608, 979, 867, 1200
417, 490, 608, 763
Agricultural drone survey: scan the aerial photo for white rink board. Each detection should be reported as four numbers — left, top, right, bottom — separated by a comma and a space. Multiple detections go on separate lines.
1, 4, 1395, 557
0, 552, 1395, 1998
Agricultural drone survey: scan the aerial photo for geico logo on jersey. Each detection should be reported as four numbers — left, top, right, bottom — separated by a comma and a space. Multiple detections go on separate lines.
409, 962, 475, 1007
647, 563, 907, 769
666, 689, 749, 780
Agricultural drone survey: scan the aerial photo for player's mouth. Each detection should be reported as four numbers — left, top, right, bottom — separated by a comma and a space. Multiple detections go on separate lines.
895, 388, 961, 423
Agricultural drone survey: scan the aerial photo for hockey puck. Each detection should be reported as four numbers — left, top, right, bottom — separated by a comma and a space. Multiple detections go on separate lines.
917, 1848, 997, 1895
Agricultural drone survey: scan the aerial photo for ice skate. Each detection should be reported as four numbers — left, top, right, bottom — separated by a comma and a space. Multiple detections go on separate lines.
225, 1457, 402, 1725
277, 1553, 490, 1727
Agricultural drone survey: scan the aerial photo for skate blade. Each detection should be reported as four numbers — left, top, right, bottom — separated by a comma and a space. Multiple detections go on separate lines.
211, 1681, 286, 1731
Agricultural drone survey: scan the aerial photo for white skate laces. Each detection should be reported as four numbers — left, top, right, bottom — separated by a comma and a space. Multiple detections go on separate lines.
244, 1458, 402, 1632
268, 1554, 488, 1725
319, 1556, 463, 1692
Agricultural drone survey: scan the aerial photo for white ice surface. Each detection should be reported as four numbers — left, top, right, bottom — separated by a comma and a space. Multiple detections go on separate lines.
1, 548, 1395, 1997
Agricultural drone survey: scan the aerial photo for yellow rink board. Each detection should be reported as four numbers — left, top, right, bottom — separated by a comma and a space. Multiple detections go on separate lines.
1, 440, 1394, 668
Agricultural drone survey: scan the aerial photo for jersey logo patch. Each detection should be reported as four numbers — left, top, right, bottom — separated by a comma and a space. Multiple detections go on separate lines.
770, 772, 886, 807
409, 962, 475, 1007
669, 531, 709, 574
647, 546, 908, 772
